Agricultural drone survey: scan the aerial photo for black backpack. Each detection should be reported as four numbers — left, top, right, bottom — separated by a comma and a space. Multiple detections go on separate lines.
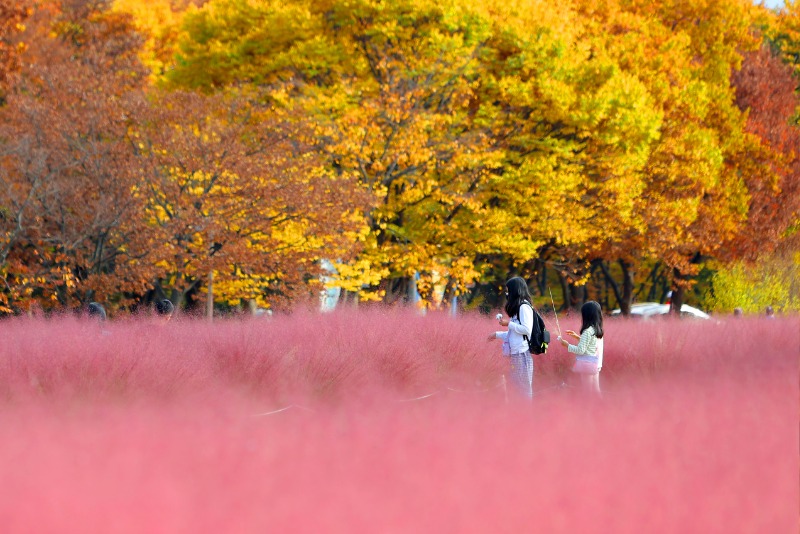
521, 301, 550, 355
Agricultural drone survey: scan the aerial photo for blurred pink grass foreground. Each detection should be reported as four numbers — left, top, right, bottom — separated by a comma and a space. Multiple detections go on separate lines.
0, 309, 796, 533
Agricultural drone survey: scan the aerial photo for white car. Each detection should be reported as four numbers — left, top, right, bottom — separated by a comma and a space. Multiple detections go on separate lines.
610, 302, 710, 319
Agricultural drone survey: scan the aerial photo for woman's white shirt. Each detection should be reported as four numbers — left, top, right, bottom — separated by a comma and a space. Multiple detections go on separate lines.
495, 304, 533, 354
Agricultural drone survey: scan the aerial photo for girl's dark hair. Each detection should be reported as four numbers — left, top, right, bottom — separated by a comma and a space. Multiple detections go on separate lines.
504, 276, 531, 319
580, 301, 603, 338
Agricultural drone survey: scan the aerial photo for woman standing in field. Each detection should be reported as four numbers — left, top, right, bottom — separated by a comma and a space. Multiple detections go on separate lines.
488, 277, 534, 400
559, 301, 604, 395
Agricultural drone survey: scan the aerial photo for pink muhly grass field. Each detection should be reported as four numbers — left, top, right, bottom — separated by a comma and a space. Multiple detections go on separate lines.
0, 309, 795, 533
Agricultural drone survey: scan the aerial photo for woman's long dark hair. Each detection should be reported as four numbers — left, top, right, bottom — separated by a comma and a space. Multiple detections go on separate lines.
580, 301, 603, 338
504, 277, 531, 319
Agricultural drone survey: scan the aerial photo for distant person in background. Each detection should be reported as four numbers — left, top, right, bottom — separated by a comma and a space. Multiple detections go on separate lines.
733, 307, 744, 318
87, 302, 111, 335
87, 302, 107, 322
765, 306, 775, 319
26, 301, 44, 319
558, 301, 604, 396
155, 299, 175, 323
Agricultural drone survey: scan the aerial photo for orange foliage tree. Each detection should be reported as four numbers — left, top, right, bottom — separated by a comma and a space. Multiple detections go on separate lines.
131, 89, 370, 310
0, 0, 32, 103
0, 1, 369, 314
2, 0, 798, 314
0, 1, 152, 312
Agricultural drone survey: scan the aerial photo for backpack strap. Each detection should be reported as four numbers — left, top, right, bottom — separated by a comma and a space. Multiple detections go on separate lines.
520, 300, 535, 340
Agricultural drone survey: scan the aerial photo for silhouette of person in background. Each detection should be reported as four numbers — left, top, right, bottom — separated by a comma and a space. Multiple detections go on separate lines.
733, 307, 744, 318
86, 302, 111, 335
87, 302, 107, 322
765, 306, 775, 319
155, 299, 174, 323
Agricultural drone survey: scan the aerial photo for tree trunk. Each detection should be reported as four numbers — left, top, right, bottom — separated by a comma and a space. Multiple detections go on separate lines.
599, 260, 623, 311
557, 271, 570, 312
169, 288, 184, 312
636, 262, 661, 303
206, 270, 214, 320
536, 261, 547, 298
382, 277, 405, 305
619, 259, 634, 316
442, 277, 456, 308
670, 285, 685, 316
408, 274, 419, 305
568, 281, 585, 310
670, 267, 685, 316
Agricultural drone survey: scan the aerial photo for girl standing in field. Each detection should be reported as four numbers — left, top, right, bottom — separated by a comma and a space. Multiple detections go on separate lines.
488, 277, 534, 400
559, 301, 604, 395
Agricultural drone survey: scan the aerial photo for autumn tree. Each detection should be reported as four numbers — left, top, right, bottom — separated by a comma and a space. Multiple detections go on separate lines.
0, 0, 153, 312
165, 0, 509, 305
476, 1, 664, 310
0, 0, 32, 104
131, 88, 370, 310
765, 0, 800, 79
729, 45, 800, 258
629, 0, 766, 313
0, 0, 371, 314
112, 0, 205, 79
548, 0, 766, 314
4, 0, 798, 314
163, 0, 670, 308
703, 230, 800, 313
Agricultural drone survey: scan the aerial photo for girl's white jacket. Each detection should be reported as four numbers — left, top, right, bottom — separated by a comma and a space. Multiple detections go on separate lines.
495, 304, 533, 355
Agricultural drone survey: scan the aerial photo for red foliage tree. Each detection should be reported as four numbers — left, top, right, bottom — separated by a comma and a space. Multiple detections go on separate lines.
730, 45, 800, 259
